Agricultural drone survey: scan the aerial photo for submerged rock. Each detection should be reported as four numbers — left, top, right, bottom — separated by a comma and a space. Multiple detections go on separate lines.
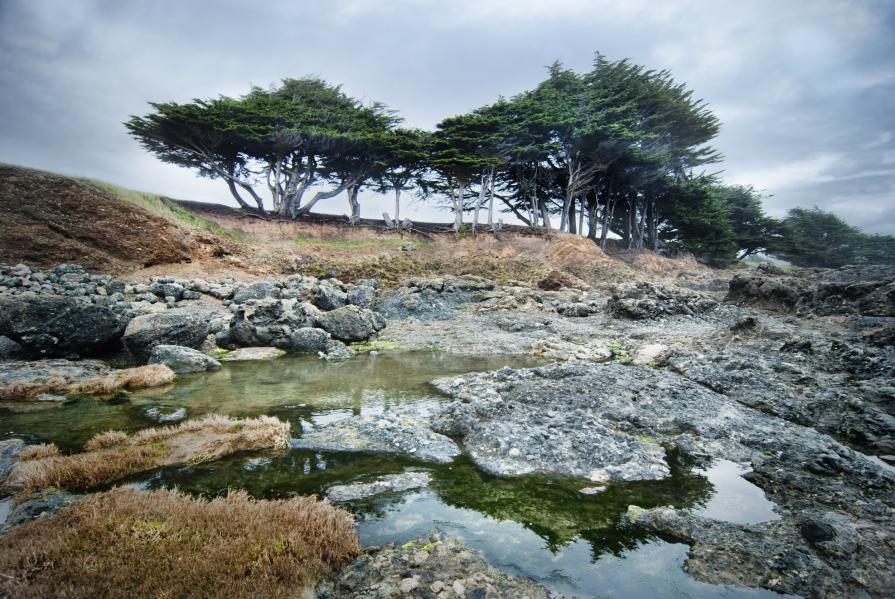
148, 345, 221, 374
142, 406, 187, 423
326, 471, 431, 502
0, 295, 124, 356
292, 413, 461, 464
220, 347, 286, 361
321, 533, 549, 598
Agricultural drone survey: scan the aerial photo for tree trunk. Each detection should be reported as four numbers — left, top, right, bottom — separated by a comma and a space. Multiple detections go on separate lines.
227, 179, 253, 211
568, 198, 577, 234
393, 186, 401, 225
539, 197, 552, 230
587, 193, 598, 241
347, 185, 360, 225
472, 174, 487, 236
577, 197, 585, 237
451, 185, 464, 232
600, 180, 614, 249
486, 170, 495, 230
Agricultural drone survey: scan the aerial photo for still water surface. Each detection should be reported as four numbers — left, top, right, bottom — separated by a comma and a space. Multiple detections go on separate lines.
1, 352, 785, 598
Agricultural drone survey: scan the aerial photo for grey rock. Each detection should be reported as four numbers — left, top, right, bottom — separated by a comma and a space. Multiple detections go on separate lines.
1, 488, 81, 532
0, 438, 24, 484
143, 406, 188, 423
220, 347, 286, 361
608, 282, 718, 320
0, 295, 124, 356
123, 305, 222, 360
290, 327, 332, 353
347, 285, 377, 308
292, 413, 461, 463
232, 280, 279, 304
316, 305, 385, 342
326, 471, 431, 502
321, 533, 549, 598
148, 344, 221, 373
727, 265, 895, 318
150, 281, 184, 301
313, 284, 348, 311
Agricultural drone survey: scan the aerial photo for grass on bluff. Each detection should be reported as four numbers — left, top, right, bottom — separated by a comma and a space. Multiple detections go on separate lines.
82, 178, 246, 241
294, 235, 412, 250
0, 487, 359, 599
6, 415, 290, 494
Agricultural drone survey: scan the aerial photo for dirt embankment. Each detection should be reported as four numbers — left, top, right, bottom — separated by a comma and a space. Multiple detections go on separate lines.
0, 165, 198, 273
1, 164, 716, 286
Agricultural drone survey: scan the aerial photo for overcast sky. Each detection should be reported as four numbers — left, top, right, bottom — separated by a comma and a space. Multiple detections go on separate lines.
1, 0, 893, 233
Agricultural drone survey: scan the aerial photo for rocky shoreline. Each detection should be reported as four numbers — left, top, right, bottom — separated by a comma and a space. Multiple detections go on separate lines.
1, 261, 893, 597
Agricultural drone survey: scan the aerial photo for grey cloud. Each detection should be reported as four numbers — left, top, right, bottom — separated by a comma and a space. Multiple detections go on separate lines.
1, 0, 892, 232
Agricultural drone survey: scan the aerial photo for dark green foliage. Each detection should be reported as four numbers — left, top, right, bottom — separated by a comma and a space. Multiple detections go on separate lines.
126, 78, 397, 218
660, 178, 738, 266
774, 207, 895, 267
125, 55, 886, 266
716, 185, 782, 259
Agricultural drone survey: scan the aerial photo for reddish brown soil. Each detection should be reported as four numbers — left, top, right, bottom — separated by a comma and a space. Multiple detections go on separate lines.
0, 165, 193, 273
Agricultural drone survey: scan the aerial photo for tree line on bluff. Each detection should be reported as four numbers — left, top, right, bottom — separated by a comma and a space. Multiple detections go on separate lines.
126, 52, 894, 268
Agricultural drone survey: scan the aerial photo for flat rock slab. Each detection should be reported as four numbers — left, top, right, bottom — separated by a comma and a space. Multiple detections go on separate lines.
0, 359, 111, 400
148, 344, 220, 374
326, 471, 431, 502
321, 533, 549, 598
292, 414, 461, 464
220, 347, 286, 361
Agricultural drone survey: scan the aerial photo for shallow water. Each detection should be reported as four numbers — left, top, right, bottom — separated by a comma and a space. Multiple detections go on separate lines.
1, 352, 784, 597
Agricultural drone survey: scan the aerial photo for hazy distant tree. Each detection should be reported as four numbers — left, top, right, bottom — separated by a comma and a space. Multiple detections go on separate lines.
716, 185, 781, 259
773, 207, 895, 267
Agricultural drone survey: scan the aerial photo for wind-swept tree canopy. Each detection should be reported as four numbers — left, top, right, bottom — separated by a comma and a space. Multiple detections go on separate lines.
126, 78, 397, 218
126, 53, 884, 268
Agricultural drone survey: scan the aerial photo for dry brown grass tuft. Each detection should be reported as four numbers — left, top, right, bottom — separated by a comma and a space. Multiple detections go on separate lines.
0, 486, 359, 599
17, 443, 60, 461
84, 430, 130, 451
0, 364, 175, 401
7, 415, 291, 494
72, 364, 176, 395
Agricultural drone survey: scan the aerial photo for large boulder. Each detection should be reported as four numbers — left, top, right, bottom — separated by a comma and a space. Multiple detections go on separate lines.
290, 327, 333, 353
148, 345, 221, 374
231, 280, 279, 304
227, 299, 319, 349
312, 283, 348, 311
347, 284, 377, 308
0, 295, 124, 356
315, 305, 386, 342
123, 306, 223, 360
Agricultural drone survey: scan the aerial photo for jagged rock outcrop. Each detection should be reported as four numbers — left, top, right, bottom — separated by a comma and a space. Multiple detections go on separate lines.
608, 282, 718, 319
